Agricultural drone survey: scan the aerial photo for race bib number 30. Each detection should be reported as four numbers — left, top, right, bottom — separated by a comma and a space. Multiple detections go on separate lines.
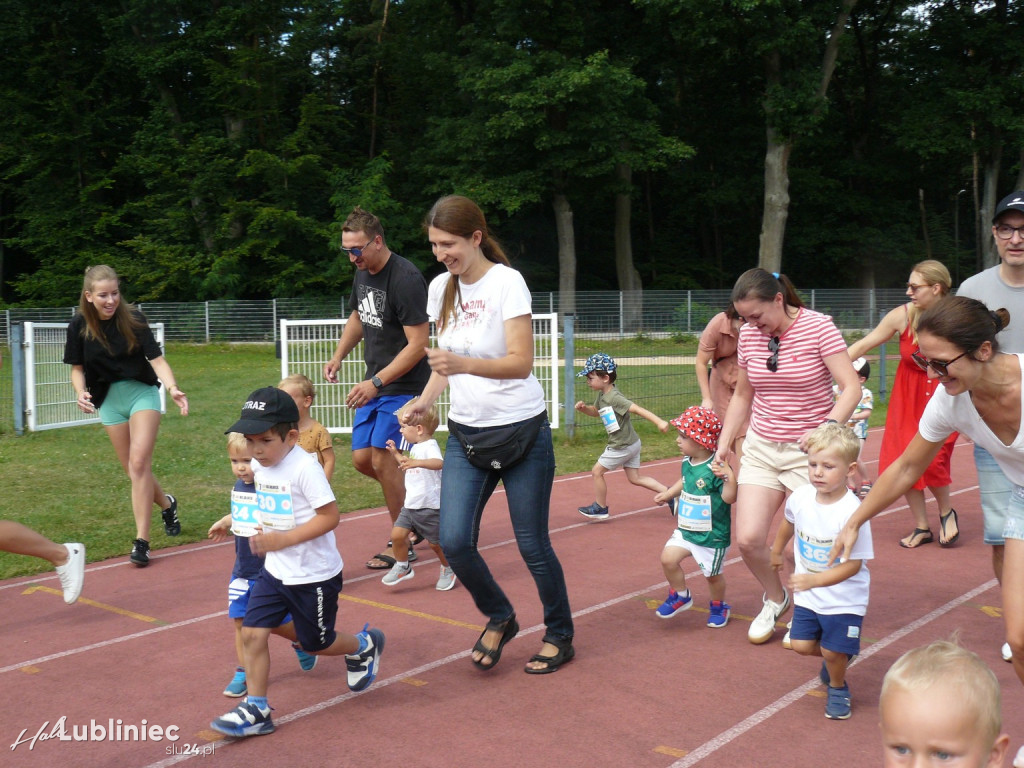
677, 491, 712, 532
256, 479, 296, 531
230, 490, 259, 537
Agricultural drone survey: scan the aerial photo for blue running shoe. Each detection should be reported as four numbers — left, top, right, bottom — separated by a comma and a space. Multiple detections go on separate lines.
656, 590, 692, 618
825, 683, 851, 720
578, 502, 609, 521
707, 600, 730, 628
210, 701, 275, 737
223, 668, 247, 698
346, 624, 385, 692
293, 643, 317, 672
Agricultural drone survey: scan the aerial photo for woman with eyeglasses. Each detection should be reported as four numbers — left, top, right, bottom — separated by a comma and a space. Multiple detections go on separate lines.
846, 260, 958, 549
715, 268, 861, 646
832, 296, 1024, 690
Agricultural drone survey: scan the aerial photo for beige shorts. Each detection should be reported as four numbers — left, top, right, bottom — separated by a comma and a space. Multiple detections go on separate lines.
738, 431, 809, 493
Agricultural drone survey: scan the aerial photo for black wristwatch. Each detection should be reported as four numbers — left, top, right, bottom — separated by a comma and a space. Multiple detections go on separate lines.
371, 375, 384, 389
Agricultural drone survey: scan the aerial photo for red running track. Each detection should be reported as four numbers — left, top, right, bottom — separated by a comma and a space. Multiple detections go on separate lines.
1, 428, 1020, 767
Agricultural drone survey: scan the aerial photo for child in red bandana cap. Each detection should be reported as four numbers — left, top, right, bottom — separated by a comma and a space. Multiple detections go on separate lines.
653, 406, 737, 627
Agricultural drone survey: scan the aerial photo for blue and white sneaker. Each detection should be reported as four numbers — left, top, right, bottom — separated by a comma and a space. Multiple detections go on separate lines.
707, 600, 730, 628
655, 590, 692, 618
825, 683, 851, 720
210, 701, 275, 737
578, 502, 610, 521
346, 624, 385, 692
223, 668, 247, 697
667, 497, 677, 517
293, 642, 317, 671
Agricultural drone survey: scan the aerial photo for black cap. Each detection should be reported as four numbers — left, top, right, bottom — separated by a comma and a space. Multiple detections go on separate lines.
225, 386, 299, 434
993, 191, 1024, 223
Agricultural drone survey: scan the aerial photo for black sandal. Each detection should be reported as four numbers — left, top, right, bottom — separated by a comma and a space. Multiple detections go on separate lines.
471, 615, 519, 671
899, 528, 934, 549
524, 640, 575, 675
939, 509, 960, 547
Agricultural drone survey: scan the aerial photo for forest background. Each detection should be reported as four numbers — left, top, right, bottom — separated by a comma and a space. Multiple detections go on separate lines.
0, 0, 1022, 311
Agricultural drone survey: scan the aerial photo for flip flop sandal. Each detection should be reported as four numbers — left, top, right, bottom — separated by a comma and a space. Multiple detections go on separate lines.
899, 528, 934, 549
524, 642, 575, 675
367, 541, 397, 569
939, 509, 960, 547
471, 615, 519, 671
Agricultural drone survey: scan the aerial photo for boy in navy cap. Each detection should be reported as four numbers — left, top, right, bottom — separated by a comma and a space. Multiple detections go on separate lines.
210, 386, 385, 738
574, 353, 671, 520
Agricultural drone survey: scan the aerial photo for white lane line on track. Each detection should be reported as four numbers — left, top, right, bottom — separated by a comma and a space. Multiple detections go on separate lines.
666, 578, 999, 768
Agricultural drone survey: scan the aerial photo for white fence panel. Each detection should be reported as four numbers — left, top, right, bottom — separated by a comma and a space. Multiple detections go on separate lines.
281, 314, 559, 434
24, 323, 166, 431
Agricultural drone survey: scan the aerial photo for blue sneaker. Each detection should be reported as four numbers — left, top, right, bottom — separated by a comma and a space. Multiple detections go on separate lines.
667, 497, 677, 517
825, 683, 851, 720
346, 624, 385, 692
578, 502, 609, 521
707, 600, 731, 628
293, 643, 317, 672
223, 668, 247, 697
210, 701, 275, 737
656, 590, 692, 618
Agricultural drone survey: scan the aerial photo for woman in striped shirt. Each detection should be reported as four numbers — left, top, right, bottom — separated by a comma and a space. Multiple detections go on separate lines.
715, 268, 861, 645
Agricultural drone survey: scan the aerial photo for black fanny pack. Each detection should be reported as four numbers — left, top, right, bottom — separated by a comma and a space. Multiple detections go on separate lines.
448, 412, 546, 471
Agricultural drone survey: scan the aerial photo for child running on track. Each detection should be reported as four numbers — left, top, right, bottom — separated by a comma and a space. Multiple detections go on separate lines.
207, 433, 319, 697
770, 422, 873, 721
652, 406, 736, 626
575, 353, 671, 520
210, 387, 385, 738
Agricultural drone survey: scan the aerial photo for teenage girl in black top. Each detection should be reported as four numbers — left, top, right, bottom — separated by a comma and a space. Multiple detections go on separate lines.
63, 265, 189, 567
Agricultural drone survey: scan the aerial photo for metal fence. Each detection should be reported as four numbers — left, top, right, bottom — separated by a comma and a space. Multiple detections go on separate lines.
279, 315, 559, 434
0, 289, 907, 345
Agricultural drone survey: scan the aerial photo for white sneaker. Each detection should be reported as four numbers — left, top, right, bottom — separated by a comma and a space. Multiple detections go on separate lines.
782, 621, 793, 650
1002, 642, 1013, 662
1013, 745, 1024, 768
435, 566, 457, 591
56, 543, 85, 604
748, 590, 790, 645
381, 562, 413, 586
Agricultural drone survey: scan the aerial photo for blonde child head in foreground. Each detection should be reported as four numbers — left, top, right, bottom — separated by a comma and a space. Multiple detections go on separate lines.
880, 638, 1010, 767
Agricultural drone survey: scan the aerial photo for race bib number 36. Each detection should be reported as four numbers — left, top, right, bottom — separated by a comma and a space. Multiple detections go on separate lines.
677, 491, 712, 532
256, 479, 296, 531
796, 531, 833, 573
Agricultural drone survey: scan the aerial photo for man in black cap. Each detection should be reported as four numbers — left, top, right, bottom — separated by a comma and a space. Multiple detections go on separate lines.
958, 189, 1024, 666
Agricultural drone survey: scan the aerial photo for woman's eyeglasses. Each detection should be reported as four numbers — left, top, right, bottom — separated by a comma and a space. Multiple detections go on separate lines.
767, 336, 781, 372
911, 349, 970, 377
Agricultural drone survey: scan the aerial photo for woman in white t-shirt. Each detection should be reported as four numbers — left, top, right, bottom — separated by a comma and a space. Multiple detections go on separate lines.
833, 296, 1024, 691
404, 195, 574, 675
715, 268, 861, 646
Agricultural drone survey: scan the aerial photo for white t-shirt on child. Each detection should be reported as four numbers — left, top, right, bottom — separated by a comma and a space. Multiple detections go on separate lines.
253, 445, 341, 584
784, 485, 873, 616
404, 438, 442, 509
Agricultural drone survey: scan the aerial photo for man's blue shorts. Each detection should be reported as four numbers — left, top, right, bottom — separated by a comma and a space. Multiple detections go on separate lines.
351, 394, 415, 451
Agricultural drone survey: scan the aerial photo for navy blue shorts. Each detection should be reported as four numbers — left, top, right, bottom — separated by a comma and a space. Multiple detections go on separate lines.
790, 604, 863, 657
243, 569, 344, 652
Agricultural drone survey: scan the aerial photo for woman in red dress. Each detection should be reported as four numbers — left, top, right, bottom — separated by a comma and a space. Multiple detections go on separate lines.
847, 260, 958, 548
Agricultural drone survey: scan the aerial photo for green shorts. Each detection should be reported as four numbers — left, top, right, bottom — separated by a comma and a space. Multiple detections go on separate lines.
98, 380, 161, 426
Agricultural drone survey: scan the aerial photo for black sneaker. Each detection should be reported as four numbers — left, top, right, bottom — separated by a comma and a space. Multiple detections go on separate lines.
130, 538, 150, 567
161, 494, 180, 536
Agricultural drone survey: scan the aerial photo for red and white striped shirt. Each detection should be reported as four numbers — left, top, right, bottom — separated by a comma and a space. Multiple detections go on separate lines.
738, 308, 846, 442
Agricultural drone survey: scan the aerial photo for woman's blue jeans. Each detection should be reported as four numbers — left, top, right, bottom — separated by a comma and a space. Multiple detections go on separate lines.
439, 418, 574, 644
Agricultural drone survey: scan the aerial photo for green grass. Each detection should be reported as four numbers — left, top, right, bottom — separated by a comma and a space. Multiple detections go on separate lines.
0, 340, 894, 579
